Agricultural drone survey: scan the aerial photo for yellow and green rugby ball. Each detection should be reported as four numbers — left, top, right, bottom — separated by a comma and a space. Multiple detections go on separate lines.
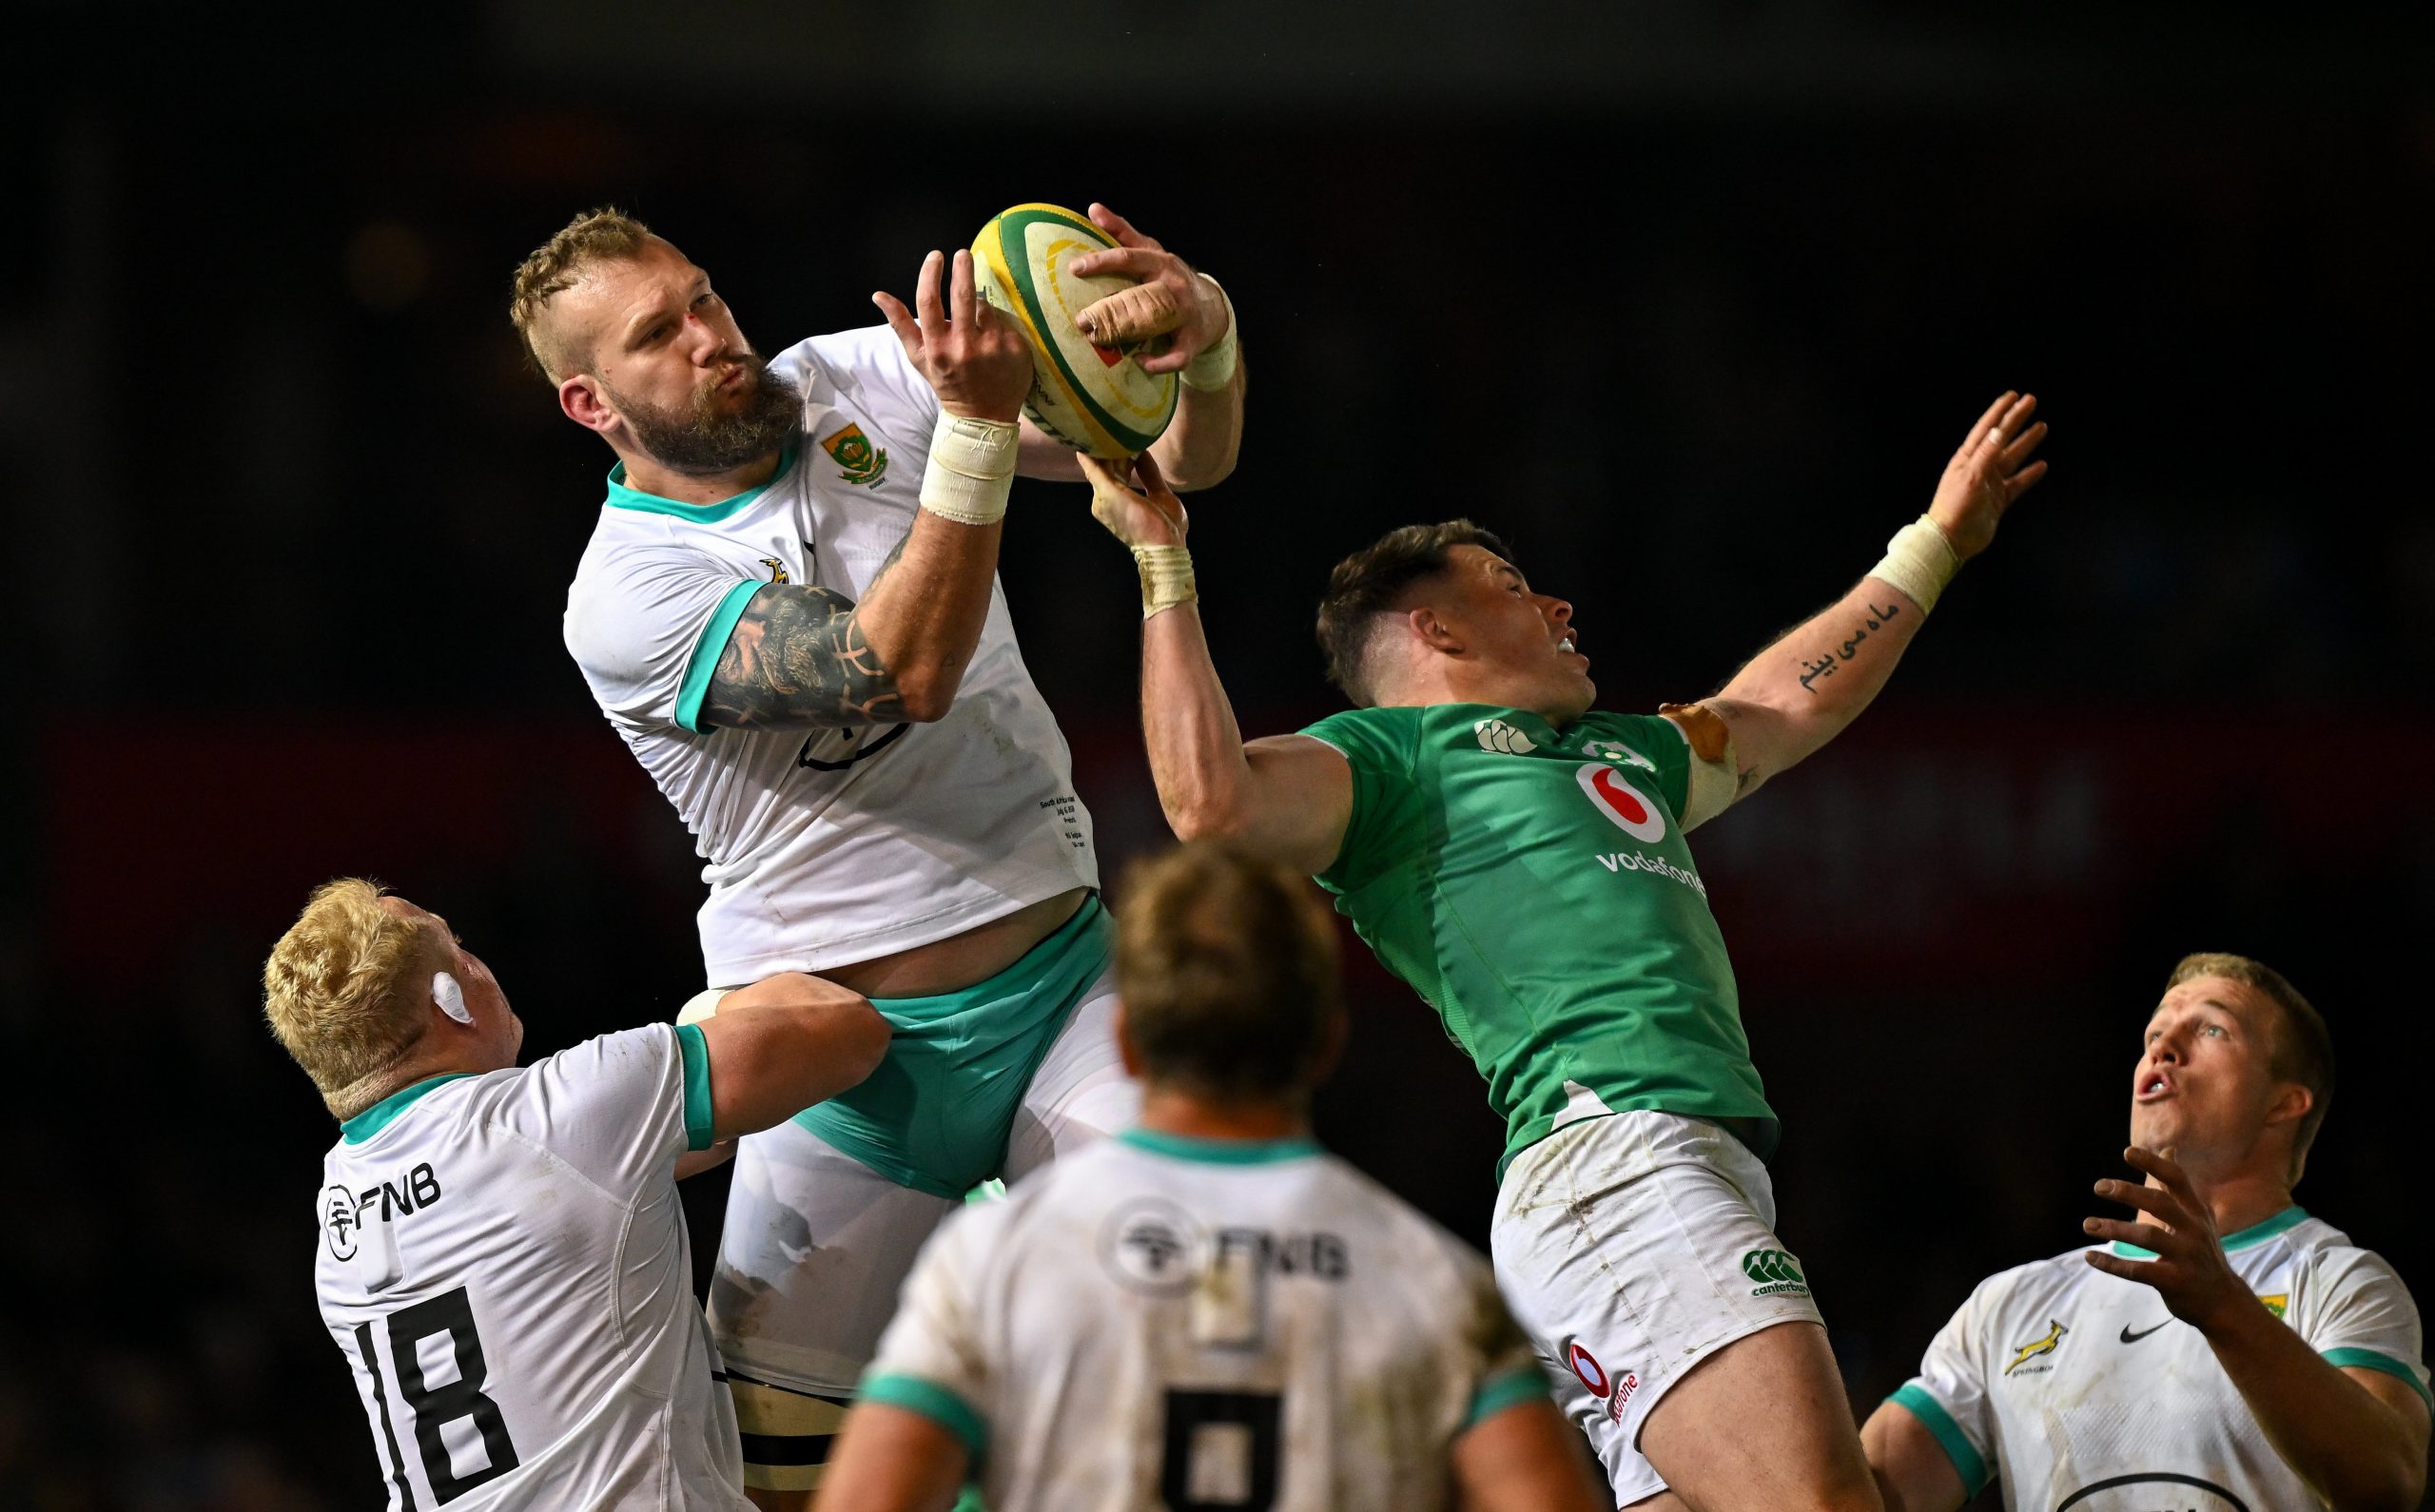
972, 203, 1179, 459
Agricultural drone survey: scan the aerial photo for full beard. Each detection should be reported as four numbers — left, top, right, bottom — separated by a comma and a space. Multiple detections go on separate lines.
608, 358, 804, 475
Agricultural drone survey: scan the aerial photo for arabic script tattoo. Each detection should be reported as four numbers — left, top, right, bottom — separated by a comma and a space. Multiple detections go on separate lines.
1796, 600, 1904, 695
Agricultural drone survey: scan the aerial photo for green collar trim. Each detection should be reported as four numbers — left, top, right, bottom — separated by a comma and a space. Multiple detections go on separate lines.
1118, 1128, 1323, 1165
2111, 1204, 2307, 1259
603, 444, 796, 522
341, 1073, 477, 1144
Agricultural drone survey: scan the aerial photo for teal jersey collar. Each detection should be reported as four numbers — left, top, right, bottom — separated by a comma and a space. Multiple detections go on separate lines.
604, 444, 797, 522
2111, 1204, 2307, 1259
1118, 1127, 1324, 1165
341, 1073, 478, 1144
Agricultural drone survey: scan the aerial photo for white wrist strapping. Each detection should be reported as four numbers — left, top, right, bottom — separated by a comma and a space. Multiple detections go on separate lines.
919, 413, 1019, 525
1180, 276, 1238, 393
1132, 544, 1197, 619
1871, 515, 1960, 614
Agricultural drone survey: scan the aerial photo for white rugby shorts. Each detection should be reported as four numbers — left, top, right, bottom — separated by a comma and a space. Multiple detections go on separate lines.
1490, 1110, 1825, 1505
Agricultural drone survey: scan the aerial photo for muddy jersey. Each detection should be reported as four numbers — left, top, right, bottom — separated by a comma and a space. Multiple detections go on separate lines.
861, 1130, 1547, 1512
312, 1025, 742, 1510
1300, 703, 1773, 1177
1891, 1208, 2431, 1510
563, 326, 1096, 986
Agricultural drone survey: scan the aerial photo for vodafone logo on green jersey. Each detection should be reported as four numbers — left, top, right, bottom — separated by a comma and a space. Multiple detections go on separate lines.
1576, 762, 1666, 843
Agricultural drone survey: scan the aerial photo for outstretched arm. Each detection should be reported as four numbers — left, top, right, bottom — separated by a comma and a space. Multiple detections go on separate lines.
1672, 392, 2048, 821
699, 248, 1031, 731
1081, 454, 1352, 873
1016, 204, 1245, 492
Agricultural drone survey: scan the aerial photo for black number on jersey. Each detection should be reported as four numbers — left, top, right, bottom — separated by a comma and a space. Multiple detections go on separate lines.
353, 1286, 519, 1505
1159, 1389, 1282, 1512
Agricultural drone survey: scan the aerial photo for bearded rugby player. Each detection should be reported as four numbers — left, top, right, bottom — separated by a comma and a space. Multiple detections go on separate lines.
511, 204, 1244, 1505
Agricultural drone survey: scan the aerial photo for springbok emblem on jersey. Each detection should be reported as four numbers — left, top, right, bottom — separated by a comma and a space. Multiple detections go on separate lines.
820, 423, 889, 487
2005, 1319, 2069, 1375
759, 556, 789, 584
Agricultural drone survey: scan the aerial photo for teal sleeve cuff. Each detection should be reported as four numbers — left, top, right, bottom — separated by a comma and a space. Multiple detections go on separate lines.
673, 1022, 714, 1152
2324, 1347, 2435, 1413
675, 579, 763, 734
1463, 1367, 1549, 1429
1888, 1384, 1991, 1499
860, 1372, 987, 1463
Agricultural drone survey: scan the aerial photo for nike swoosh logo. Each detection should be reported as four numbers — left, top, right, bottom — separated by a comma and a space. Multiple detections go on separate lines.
2119, 1320, 2172, 1344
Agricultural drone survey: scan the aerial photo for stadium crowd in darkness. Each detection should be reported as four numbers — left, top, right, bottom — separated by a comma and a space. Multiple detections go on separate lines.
8, 10, 2433, 1505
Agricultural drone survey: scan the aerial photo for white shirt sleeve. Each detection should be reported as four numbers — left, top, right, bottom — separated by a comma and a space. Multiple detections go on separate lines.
2300, 1247, 2433, 1410
798, 326, 942, 454
858, 1201, 1004, 1462
491, 1024, 713, 1199
564, 538, 758, 734
1889, 1278, 2000, 1501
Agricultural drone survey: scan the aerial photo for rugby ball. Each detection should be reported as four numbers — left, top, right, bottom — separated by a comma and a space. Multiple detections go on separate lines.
971, 203, 1179, 458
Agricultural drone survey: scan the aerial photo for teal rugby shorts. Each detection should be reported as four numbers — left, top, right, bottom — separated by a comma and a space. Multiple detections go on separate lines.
792, 896, 1111, 1199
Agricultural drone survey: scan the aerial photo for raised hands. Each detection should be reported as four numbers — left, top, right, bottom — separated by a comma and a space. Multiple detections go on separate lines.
2081, 1146, 2255, 1335
872, 248, 1033, 423
1078, 452, 1188, 551
1066, 204, 1232, 374
1928, 392, 2048, 563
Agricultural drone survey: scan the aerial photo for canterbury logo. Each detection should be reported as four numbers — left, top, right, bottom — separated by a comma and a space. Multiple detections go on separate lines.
1741, 1249, 1809, 1295
2006, 1320, 2069, 1374
1475, 719, 1538, 755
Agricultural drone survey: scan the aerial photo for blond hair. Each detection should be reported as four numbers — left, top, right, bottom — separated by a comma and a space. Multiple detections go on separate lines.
2165, 951, 2334, 1183
1115, 843, 1343, 1104
263, 879, 449, 1118
507, 207, 656, 381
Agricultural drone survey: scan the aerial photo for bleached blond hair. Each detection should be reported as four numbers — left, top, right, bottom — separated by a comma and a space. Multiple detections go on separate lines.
263, 878, 449, 1119
507, 206, 657, 381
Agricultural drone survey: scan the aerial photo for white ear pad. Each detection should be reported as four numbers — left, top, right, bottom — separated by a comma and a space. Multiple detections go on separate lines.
433, 971, 473, 1024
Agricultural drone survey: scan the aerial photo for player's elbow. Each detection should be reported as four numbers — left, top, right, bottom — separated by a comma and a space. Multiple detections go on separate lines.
828, 998, 893, 1088
889, 669, 961, 724
1163, 793, 1251, 844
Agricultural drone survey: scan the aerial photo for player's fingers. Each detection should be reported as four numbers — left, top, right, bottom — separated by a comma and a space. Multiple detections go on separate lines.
1089, 203, 1161, 251
2082, 1215, 2173, 1251
2005, 458, 2051, 500
2083, 1250, 2157, 1284
1133, 347, 1191, 376
871, 291, 922, 355
1079, 281, 1188, 345
913, 249, 946, 339
950, 248, 978, 328
2001, 420, 2049, 468
2123, 1146, 2206, 1212
2093, 1177, 2187, 1230
1068, 245, 1170, 285
1953, 391, 2017, 465
1077, 453, 1140, 495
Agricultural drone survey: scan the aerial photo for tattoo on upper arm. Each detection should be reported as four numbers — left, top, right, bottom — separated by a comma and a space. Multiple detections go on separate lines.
702, 583, 903, 729
1796, 600, 1903, 694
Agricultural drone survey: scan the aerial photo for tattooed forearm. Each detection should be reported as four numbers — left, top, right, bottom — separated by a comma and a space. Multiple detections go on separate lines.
700, 584, 905, 729
1795, 600, 1903, 694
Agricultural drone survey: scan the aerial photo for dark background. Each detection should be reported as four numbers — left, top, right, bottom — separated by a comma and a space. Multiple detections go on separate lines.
6, 4, 2432, 1506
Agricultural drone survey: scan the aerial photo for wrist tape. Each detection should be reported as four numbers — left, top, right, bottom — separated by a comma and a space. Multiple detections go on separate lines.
1132, 544, 1197, 619
919, 414, 1019, 525
1180, 277, 1238, 393
1871, 515, 1960, 614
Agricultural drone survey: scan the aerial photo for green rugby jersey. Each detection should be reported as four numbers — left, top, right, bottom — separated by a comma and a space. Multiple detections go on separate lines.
1301, 704, 1775, 1177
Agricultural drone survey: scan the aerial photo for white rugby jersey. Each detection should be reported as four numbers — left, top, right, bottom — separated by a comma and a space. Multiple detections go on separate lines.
1892, 1208, 2431, 1511
313, 1025, 746, 1511
563, 325, 1097, 986
861, 1130, 1548, 1512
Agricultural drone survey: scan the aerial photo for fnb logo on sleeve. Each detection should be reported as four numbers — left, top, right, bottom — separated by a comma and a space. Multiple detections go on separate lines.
1576, 763, 1666, 843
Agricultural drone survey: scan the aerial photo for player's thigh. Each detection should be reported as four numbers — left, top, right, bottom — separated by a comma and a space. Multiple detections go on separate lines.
1002, 959, 1137, 1183
1638, 1318, 1878, 1512
709, 1116, 956, 1389
1490, 1112, 1830, 1507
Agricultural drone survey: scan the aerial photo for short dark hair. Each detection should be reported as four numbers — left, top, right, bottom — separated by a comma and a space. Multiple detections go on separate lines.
1114, 842, 1343, 1104
1315, 519, 1512, 706
2165, 952, 2335, 1181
